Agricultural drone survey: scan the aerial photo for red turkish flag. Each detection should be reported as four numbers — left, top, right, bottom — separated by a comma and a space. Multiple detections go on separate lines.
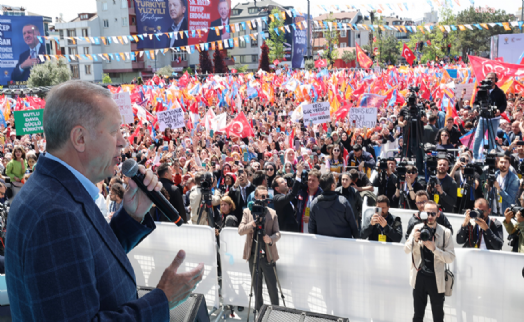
419, 82, 431, 100
402, 43, 415, 66
223, 111, 255, 138
178, 72, 190, 87
273, 59, 280, 66
333, 104, 351, 121
314, 59, 327, 68
356, 43, 373, 69
469, 55, 524, 84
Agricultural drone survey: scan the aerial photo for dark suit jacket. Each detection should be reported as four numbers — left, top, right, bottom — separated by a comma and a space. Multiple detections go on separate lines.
164, 18, 188, 49
274, 179, 301, 232
490, 85, 507, 114
228, 184, 255, 225
5, 156, 168, 321
160, 177, 187, 223
11, 44, 46, 82
207, 18, 229, 43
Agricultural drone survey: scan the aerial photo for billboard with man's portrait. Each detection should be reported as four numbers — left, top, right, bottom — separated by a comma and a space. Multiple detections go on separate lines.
0, 16, 46, 89
134, 0, 232, 50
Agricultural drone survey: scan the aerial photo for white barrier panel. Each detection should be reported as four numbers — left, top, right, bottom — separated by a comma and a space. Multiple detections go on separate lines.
363, 205, 513, 252
220, 228, 524, 322
128, 223, 219, 308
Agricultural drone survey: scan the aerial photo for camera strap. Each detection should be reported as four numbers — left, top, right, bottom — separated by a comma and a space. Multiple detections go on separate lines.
411, 239, 421, 272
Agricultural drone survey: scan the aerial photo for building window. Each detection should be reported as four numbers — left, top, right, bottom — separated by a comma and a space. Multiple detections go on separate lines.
172, 51, 188, 62
252, 55, 258, 63
60, 46, 65, 54
251, 36, 258, 47
70, 65, 80, 79
262, 21, 268, 31
67, 29, 76, 37
83, 47, 90, 55
103, 19, 109, 28
122, 17, 128, 26
340, 42, 347, 48
232, 9, 241, 16
340, 30, 346, 37
85, 64, 92, 75
131, 16, 136, 25
82, 29, 89, 37
81, 14, 89, 19
103, 2, 108, 10
248, 7, 259, 14
121, 0, 127, 8
68, 47, 78, 55
239, 38, 246, 48
59, 30, 64, 39
240, 56, 246, 63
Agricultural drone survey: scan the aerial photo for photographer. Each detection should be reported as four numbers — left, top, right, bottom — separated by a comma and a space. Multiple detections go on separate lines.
503, 207, 524, 253
336, 172, 363, 228
347, 144, 376, 177
493, 155, 519, 214
309, 173, 359, 238
393, 165, 424, 209
449, 153, 481, 212
228, 168, 255, 226
456, 198, 504, 250
472, 72, 508, 160
189, 172, 221, 225
348, 169, 374, 192
272, 161, 304, 232
404, 201, 455, 322
361, 195, 402, 243
295, 169, 322, 233
427, 158, 457, 213
372, 158, 398, 204
405, 191, 453, 240
238, 186, 280, 312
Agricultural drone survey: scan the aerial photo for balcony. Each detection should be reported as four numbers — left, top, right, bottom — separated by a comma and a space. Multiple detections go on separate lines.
129, 25, 137, 34
171, 60, 189, 68
131, 42, 138, 51
128, 6, 135, 15
132, 61, 145, 69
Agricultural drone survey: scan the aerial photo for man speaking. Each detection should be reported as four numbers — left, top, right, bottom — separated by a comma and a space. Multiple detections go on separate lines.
5, 81, 204, 321
11, 24, 46, 82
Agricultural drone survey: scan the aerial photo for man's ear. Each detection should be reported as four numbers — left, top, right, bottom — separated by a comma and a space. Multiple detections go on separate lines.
70, 126, 88, 153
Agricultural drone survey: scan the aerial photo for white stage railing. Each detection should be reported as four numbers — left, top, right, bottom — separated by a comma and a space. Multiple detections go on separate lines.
220, 227, 524, 322
128, 223, 220, 309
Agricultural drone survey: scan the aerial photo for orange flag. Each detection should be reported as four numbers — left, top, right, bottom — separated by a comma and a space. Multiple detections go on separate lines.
356, 43, 373, 68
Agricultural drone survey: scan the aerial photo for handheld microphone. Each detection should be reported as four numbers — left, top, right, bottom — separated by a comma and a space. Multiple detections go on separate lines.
122, 159, 183, 226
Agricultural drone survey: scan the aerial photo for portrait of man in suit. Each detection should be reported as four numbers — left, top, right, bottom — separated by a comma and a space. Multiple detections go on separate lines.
207, 0, 230, 43
11, 24, 46, 83
167, 0, 188, 48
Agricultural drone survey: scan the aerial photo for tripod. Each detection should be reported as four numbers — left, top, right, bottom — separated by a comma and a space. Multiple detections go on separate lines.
467, 108, 500, 159
458, 176, 475, 214
485, 178, 502, 216
196, 190, 215, 227
397, 178, 414, 210
401, 113, 425, 175
247, 213, 286, 322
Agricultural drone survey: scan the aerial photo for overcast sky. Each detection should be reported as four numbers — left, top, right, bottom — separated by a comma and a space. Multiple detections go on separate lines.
0, 0, 520, 23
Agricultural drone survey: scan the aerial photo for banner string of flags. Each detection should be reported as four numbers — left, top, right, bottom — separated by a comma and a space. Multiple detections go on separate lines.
310, 1, 479, 14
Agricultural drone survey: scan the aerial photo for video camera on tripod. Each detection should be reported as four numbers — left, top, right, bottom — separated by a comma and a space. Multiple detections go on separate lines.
475, 79, 498, 119
407, 86, 425, 119
200, 172, 214, 206
484, 152, 499, 186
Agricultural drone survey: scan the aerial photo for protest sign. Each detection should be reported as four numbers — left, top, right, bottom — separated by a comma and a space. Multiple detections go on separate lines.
113, 92, 134, 124
455, 83, 476, 101
302, 102, 331, 125
13, 109, 44, 135
348, 107, 377, 129
157, 108, 185, 131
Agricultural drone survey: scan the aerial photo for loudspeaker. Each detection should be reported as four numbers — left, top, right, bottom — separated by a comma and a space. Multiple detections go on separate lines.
256, 305, 349, 322
137, 287, 210, 322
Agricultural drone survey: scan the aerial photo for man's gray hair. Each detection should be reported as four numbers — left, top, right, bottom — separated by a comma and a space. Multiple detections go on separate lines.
43, 80, 111, 153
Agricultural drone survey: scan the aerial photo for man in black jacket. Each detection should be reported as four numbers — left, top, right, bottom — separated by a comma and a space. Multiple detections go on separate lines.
405, 191, 454, 240
228, 169, 255, 226
272, 162, 303, 232
308, 173, 359, 238
372, 158, 398, 206
456, 198, 504, 250
427, 158, 457, 213
157, 163, 186, 222
361, 195, 402, 243
336, 173, 363, 229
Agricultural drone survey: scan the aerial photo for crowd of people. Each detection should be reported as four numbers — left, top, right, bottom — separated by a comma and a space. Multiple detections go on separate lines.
1, 65, 524, 321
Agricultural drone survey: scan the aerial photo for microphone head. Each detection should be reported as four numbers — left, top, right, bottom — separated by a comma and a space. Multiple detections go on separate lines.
122, 159, 139, 177
247, 201, 254, 211
224, 215, 238, 227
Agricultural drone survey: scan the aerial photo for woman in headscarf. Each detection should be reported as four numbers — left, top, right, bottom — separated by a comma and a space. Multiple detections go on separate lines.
264, 161, 277, 188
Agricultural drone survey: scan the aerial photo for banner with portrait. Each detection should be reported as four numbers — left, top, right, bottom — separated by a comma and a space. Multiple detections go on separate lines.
291, 14, 309, 69
0, 16, 45, 89
133, 0, 232, 49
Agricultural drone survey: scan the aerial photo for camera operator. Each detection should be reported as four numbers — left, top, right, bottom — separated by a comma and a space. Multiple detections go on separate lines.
272, 161, 304, 232
456, 198, 504, 250
295, 169, 322, 233
393, 165, 424, 209
361, 195, 402, 242
449, 153, 481, 212
493, 155, 519, 214
189, 172, 221, 225
309, 173, 359, 238
372, 158, 398, 204
405, 191, 453, 240
472, 72, 508, 160
503, 207, 524, 253
228, 168, 255, 226
336, 172, 363, 228
427, 158, 457, 213
404, 201, 455, 322
238, 186, 280, 312
422, 114, 439, 145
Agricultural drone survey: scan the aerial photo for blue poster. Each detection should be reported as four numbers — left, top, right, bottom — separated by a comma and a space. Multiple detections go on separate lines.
0, 16, 45, 89
292, 14, 309, 69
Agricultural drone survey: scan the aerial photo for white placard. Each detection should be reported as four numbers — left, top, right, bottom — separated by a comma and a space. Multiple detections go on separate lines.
112, 92, 134, 124
348, 107, 377, 128
302, 102, 331, 125
454, 83, 476, 101
157, 108, 185, 131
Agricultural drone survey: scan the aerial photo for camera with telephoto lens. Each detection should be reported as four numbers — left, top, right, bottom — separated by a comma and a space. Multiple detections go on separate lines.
407, 86, 425, 119
468, 208, 484, 219
484, 152, 500, 186
249, 199, 271, 236
475, 79, 498, 118
397, 161, 408, 181
377, 158, 388, 171
200, 172, 214, 206
509, 204, 524, 215
300, 170, 308, 188
417, 211, 435, 242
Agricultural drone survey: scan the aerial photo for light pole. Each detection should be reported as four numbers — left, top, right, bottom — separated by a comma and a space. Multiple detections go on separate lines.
307, 0, 311, 58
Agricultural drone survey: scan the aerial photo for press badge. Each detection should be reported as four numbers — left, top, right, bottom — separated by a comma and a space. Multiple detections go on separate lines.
378, 234, 387, 242
434, 194, 439, 204
305, 207, 310, 218
498, 194, 502, 203
457, 188, 463, 198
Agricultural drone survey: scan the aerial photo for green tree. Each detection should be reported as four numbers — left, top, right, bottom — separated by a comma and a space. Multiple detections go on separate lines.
183, 66, 194, 75
341, 49, 356, 64
454, 6, 516, 60
27, 58, 71, 87
233, 65, 249, 73
102, 73, 112, 84
156, 65, 174, 77
321, 13, 339, 66
267, 8, 286, 62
